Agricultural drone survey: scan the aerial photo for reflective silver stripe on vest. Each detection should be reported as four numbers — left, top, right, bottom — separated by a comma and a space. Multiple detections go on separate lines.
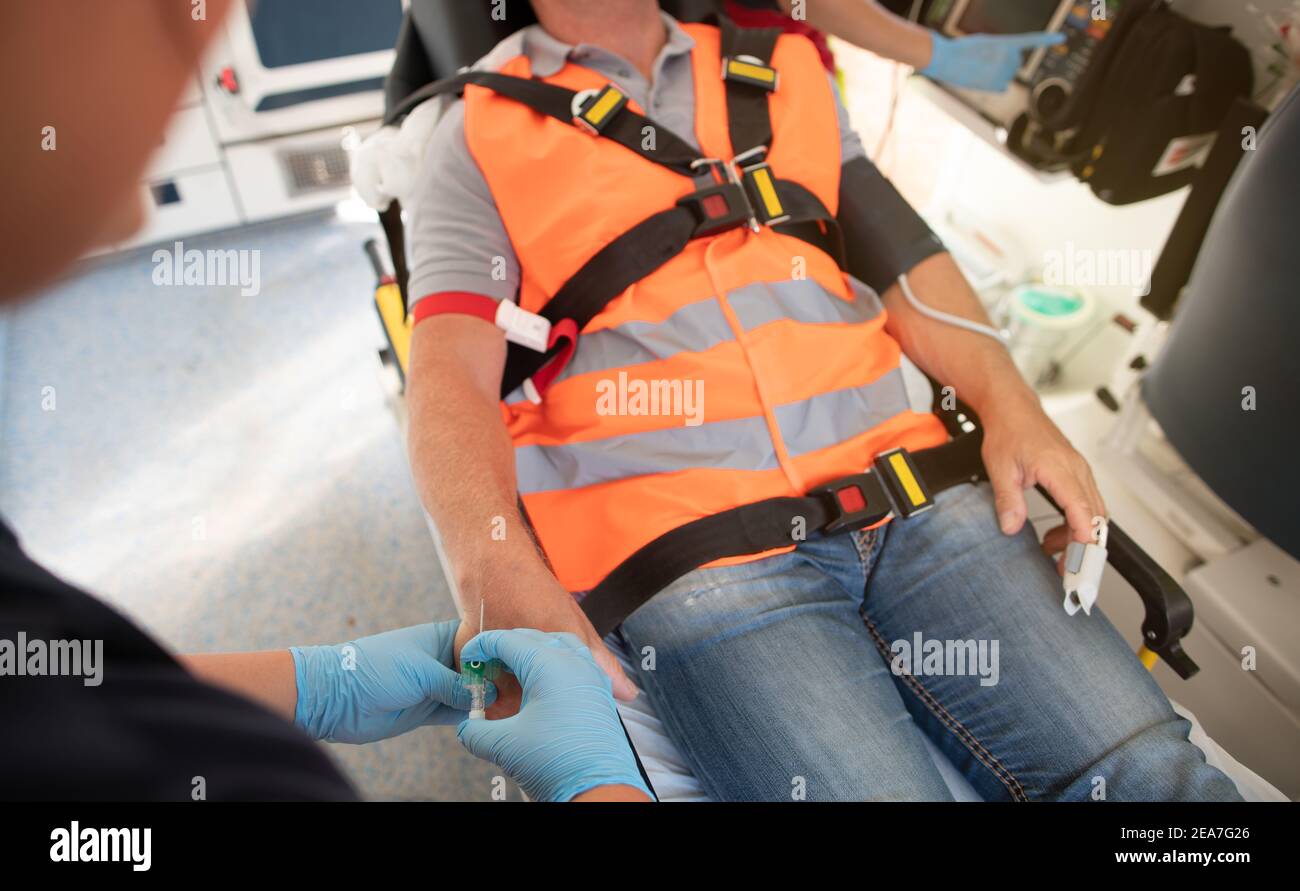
504, 277, 883, 403
559, 296, 732, 382
774, 370, 913, 460
515, 370, 913, 495
728, 277, 883, 332
515, 413, 779, 495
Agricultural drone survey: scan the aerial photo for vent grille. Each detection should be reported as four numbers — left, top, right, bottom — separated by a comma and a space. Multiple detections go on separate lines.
280, 145, 351, 195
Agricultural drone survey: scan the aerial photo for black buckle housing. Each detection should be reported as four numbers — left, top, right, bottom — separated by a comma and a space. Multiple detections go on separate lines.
810, 471, 892, 535
676, 181, 753, 238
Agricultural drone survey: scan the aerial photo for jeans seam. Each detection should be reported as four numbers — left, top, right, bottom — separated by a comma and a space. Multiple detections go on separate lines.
859, 613, 1030, 802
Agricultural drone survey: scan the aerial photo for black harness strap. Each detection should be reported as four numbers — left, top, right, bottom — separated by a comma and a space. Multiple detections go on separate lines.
498, 179, 843, 398
379, 200, 410, 310
719, 19, 781, 156
580, 431, 987, 637
384, 70, 702, 176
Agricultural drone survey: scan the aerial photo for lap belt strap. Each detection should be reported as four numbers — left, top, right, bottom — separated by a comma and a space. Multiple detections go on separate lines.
579, 432, 988, 637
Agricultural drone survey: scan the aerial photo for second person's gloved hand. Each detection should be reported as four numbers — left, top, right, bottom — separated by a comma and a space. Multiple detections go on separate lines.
457, 629, 652, 802
922, 31, 1065, 93
291, 620, 488, 743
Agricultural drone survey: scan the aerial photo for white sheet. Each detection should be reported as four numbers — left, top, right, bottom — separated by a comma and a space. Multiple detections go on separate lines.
609, 635, 1288, 802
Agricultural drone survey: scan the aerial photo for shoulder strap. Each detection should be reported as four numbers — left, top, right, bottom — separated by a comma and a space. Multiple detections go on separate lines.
385, 69, 703, 176
499, 179, 843, 399
719, 17, 781, 156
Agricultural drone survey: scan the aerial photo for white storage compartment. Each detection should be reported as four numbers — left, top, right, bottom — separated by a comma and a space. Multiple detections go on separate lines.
122, 168, 243, 249
148, 105, 223, 180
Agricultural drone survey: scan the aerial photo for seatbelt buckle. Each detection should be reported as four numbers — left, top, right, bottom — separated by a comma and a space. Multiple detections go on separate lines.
739, 161, 789, 226
721, 55, 779, 92
494, 300, 551, 353
873, 448, 935, 519
810, 472, 892, 535
676, 180, 754, 238
572, 84, 628, 135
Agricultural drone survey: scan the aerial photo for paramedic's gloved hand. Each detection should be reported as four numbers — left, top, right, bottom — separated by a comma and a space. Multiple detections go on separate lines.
291, 620, 485, 743
922, 31, 1065, 92
457, 629, 652, 802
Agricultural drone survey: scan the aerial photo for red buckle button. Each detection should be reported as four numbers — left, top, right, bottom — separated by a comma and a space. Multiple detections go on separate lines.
835, 485, 866, 514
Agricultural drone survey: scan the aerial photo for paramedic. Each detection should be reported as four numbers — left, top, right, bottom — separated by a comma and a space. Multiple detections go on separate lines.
403, 0, 1241, 801
0, 0, 649, 803
725, 0, 1063, 90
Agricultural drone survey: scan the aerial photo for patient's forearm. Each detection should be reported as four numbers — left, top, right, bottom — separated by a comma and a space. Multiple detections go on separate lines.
406, 319, 570, 620
881, 252, 1037, 419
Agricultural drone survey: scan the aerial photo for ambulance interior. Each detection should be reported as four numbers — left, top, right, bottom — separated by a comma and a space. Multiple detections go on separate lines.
2, 0, 1297, 801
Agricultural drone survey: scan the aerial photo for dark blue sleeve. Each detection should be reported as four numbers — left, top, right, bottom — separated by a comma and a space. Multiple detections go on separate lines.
0, 518, 360, 802
838, 156, 947, 293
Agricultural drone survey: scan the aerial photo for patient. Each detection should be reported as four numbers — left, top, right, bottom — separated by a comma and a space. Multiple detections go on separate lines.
402, 0, 1240, 801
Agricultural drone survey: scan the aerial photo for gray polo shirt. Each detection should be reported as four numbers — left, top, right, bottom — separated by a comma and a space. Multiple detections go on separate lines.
405, 12, 867, 307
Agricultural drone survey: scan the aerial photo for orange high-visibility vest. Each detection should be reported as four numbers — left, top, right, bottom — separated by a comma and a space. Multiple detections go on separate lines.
462, 24, 948, 592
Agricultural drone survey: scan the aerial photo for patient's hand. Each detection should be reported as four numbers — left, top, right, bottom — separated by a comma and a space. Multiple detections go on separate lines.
453, 590, 637, 720
980, 393, 1108, 557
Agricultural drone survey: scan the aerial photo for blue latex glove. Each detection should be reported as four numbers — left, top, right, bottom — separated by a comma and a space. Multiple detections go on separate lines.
922, 31, 1066, 93
457, 629, 652, 802
290, 620, 488, 743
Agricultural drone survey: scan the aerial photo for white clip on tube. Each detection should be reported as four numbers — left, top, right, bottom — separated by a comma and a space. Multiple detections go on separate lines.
1063, 522, 1108, 616
494, 300, 551, 353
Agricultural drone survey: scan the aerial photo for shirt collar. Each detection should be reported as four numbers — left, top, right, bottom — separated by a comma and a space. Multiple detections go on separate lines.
522, 11, 695, 78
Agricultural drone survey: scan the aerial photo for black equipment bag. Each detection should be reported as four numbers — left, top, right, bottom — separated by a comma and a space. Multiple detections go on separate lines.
1024, 0, 1253, 205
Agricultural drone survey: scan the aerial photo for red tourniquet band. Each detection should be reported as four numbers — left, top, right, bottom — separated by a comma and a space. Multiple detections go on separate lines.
411, 291, 500, 325
411, 292, 578, 400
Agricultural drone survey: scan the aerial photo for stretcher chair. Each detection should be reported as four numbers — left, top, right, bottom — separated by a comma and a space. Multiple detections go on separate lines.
354, 0, 1284, 800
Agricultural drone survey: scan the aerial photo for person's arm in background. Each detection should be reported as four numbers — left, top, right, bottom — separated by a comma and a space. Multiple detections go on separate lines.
764, 0, 1064, 92
772, 0, 933, 68
402, 109, 637, 717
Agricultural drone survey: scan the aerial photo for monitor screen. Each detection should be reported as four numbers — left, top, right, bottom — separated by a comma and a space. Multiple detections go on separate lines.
957, 0, 1063, 35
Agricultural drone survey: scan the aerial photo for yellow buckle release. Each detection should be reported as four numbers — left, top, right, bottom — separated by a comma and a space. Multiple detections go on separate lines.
722, 56, 779, 91
574, 85, 629, 135
875, 448, 935, 518
740, 163, 788, 226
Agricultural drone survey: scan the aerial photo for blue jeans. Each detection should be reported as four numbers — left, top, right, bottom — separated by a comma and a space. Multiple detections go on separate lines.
618, 483, 1241, 801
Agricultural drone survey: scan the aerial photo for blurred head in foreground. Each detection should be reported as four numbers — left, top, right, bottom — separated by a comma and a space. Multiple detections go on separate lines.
0, 0, 233, 303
